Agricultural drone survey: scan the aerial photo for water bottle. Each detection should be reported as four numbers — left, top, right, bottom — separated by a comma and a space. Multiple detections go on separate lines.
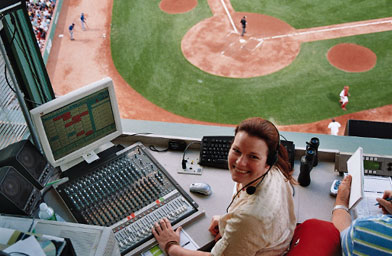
38, 203, 57, 220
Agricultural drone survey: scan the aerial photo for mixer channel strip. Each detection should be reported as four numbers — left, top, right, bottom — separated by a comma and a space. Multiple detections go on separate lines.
56, 142, 202, 255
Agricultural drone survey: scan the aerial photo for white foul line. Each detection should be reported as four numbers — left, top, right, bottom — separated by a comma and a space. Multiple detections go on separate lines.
264, 19, 392, 40
220, 0, 238, 34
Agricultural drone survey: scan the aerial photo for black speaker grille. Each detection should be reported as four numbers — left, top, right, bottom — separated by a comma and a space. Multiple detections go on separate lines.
1, 167, 34, 209
17, 142, 47, 179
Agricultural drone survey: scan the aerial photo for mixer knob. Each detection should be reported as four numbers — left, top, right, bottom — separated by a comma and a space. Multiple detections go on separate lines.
118, 241, 124, 248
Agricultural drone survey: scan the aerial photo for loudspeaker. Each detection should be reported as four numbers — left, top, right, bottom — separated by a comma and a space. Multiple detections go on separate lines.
345, 119, 392, 139
0, 166, 41, 216
281, 140, 295, 169
0, 140, 55, 189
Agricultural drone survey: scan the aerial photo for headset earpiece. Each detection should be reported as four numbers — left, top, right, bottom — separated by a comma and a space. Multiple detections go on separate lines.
266, 121, 280, 167
266, 150, 278, 166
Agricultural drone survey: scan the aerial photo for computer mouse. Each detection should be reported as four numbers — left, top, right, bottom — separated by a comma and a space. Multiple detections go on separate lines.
189, 182, 212, 196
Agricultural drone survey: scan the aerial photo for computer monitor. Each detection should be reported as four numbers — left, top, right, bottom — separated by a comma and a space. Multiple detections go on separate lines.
30, 77, 122, 171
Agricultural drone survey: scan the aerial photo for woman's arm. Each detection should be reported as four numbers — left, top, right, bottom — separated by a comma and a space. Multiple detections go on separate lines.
331, 175, 352, 232
208, 215, 221, 241
152, 218, 211, 256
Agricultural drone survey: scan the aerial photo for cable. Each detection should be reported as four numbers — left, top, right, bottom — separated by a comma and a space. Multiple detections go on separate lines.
149, 145, 168, 152
19, 216, 35, 242
26, 217, 35, 233
1, 16, 43, 107
3, 18, 18, 94
226, 166, 272, 213
3, 57, 42, 106
4, 64, 16, 93
8, 252, 30, 256
182, 141, 201, 169
5, 13, 49, 105
280, 134, 288, 141
291, 183, 295, 197
19, 216, 36, 242
128, 132, 153, 137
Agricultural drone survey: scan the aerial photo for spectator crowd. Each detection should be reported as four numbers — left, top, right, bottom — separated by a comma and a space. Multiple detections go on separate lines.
26, 0, 56, 51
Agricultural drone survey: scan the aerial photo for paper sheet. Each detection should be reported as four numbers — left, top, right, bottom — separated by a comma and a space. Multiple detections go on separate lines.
4, 236, 46, 256
347, 147, 364, 209
0, 216, 120, 256
355, 176, 392, 218
34, 221, 120, 256
141, 229, 199, 256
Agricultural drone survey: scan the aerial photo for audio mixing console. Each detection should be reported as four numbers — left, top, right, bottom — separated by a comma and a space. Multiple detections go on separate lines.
56, 142, 203, 255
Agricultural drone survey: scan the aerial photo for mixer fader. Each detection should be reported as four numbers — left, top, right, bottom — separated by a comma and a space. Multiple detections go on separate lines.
56, 142, 203, 255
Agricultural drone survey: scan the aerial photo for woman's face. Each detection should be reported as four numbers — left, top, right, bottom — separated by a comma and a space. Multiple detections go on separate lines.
228, 131, 270, 187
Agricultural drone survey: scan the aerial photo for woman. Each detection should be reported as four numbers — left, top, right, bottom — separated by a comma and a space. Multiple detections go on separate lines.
152, 117, 297, 256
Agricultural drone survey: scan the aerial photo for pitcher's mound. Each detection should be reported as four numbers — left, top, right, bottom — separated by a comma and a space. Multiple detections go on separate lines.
327, 43, 376, 72
160, 0, 197, 14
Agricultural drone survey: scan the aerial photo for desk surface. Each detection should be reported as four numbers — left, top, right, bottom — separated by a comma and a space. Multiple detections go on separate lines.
46, 135, 339, 251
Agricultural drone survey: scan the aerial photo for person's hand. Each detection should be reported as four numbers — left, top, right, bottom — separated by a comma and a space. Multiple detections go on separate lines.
376, 190, 392, 214
208, 215, 221, 241
151, 218, 181, 251
335, 175, 352, 207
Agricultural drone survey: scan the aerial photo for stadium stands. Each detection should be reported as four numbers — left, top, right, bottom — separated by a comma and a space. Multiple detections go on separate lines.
25, 0, 56, 51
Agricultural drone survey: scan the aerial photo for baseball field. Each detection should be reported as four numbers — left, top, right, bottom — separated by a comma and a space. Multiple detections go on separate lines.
110, 0, 392, 125
46, 0, 392, 134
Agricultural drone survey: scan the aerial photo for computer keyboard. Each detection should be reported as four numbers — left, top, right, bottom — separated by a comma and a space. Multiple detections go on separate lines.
199, 136, 234, 169
199, 136, 296, 170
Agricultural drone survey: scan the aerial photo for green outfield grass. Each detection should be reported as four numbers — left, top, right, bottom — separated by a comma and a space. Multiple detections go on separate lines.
111, 0, 392, 125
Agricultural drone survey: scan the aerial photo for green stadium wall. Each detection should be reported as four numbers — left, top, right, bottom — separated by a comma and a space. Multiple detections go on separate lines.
42, 0, 63, 64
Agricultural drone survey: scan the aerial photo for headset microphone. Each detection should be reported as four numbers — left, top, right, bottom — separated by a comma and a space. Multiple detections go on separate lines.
246, 185, 257, 195
226, 169, 271, 212
245, 165, 272, 195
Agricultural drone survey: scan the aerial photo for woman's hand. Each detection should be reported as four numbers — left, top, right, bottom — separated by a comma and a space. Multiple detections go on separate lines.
208, 215, 221, 241
376, 190, 392, 214
152, 218, 181, 251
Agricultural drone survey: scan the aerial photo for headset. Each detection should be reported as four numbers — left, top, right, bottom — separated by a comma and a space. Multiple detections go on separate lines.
226, 121, 280, 212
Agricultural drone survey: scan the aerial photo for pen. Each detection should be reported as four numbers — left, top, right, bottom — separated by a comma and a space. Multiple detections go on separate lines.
374, 197, 392, 206
45, 177, 69, 187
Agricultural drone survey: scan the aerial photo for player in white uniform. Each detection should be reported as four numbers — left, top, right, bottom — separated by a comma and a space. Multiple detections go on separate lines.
328, 119, 341, 135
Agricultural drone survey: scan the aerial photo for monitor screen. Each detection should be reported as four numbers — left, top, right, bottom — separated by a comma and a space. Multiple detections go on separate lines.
30, 77, 122, 170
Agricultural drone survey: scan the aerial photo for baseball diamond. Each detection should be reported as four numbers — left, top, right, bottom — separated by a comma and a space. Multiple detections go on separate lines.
46, 0, 392, 135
